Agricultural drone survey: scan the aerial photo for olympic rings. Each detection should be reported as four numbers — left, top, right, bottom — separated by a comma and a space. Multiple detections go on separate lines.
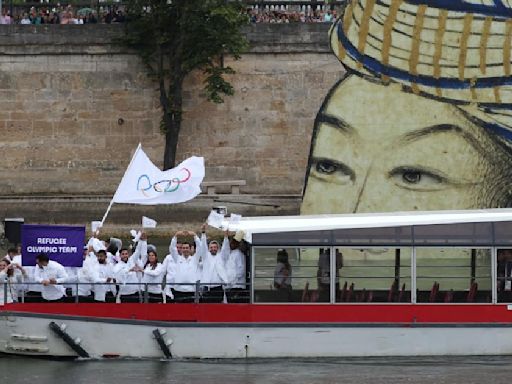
136, 168, 192, 195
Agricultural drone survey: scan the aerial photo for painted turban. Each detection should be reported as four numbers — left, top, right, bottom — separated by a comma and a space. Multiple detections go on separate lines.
331, 0, 512, 141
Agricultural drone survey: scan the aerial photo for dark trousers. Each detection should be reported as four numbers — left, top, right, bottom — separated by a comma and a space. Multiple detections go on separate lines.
120, 292, 142, 303
94, 292, 117, 303
172, 290, 195, 303
23, 291, 43, 303
43, 297, 65, 303
201, 286, 224, 303
77, 294, 96, 303
226, 288, 249, 303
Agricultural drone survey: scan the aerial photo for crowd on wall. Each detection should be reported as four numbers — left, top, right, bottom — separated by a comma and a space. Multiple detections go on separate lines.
1, 225, 249, 304
0, 3, 340, 25
0, 5, 124, 24
245, 6, 338, 23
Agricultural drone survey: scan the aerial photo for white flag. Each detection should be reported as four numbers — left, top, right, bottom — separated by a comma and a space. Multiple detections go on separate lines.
112, 144, 205, 205
91, 221, 102, 233
207, 210, 225, 228
142, 216, 157, 228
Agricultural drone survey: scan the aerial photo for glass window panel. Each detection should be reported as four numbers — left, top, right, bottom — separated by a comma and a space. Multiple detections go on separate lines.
253, 247, 330, 303
497, 249, 512, 303
335, 248, 411, 303
416, 248, 491, 303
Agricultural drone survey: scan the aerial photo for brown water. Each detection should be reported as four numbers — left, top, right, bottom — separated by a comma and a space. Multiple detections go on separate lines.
1, 356, 511, 384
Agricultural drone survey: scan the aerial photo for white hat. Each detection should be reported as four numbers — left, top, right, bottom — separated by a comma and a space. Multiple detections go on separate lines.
234, 230, 245, 242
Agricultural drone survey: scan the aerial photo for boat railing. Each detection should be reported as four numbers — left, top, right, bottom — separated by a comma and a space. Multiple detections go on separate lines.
1, 281, 251, 305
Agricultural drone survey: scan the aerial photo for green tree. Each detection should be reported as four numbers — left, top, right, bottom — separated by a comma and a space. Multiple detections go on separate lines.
123, 0, 249, 169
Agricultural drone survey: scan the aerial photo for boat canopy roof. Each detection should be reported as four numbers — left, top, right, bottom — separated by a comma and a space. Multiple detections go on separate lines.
214, 209, 512, 247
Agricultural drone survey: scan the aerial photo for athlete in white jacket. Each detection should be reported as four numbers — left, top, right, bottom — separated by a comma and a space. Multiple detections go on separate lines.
34, 254, 68, 301
200, 228, 230, 303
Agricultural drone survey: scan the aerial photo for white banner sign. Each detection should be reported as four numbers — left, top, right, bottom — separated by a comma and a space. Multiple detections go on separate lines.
142, 216, 157, 228
112, 144, 205, 205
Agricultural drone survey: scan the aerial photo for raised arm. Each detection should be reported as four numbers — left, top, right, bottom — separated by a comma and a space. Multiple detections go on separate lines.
169, 234, 180, 262
200, 232, 209, 263
130, 232, 148, 266
219, 232, 230, 264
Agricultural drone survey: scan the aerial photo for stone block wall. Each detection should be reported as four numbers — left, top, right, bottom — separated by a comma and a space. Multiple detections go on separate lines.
0, 23, 345, 226
0, 23, 344, 198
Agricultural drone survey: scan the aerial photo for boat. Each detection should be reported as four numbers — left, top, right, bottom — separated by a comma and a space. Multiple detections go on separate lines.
2, 209, 512, 359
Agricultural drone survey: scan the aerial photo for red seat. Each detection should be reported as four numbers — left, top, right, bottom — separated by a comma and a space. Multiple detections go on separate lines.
346, 283, 354, 302
301, 282, 310, 303
467, 281, 478, 303
429, 282, 440, 303
340, 281, 348, 302
444, 289, 454, 303
356, 288, 367, 302
387, 280, 398, 302
397, 283, 406, 302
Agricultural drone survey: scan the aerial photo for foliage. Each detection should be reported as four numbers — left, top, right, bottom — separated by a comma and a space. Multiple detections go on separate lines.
122, 0, 249, 168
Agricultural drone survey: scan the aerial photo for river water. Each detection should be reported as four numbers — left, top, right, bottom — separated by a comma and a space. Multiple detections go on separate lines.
1, 356, 511, 383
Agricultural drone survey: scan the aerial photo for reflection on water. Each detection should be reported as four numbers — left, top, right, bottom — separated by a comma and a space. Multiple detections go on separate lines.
1, 356, 512, 384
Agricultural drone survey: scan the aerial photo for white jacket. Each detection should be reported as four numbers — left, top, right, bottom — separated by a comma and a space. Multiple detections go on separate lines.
200, 235, 229, 288
226, 249, 246, 290
77, 253, 97, 296
114, 243, 146, 296
165, 235, 202, 294
141, 263, 164, 294
91, 262, 116, 302
34, 260, 68, 301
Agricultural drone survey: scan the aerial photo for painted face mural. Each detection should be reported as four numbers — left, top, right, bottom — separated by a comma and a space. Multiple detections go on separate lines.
302, 0, 512, 214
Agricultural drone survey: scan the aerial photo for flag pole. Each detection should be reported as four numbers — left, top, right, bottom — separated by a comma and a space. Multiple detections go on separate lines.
99, 143, 142, 227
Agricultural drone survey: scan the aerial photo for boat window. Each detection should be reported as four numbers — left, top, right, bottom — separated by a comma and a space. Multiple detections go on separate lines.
497, 249, 512, 303
334, 248, 411, 303
253, 247, 331, 303
415, 248, 491, 303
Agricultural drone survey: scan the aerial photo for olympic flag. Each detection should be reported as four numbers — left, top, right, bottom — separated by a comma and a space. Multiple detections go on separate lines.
112, 144, 205, 205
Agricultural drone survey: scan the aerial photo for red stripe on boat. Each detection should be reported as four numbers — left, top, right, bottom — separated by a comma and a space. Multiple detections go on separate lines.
3, 303, 512, 323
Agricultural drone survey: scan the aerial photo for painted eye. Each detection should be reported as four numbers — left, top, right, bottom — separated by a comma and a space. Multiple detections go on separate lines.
402, 170, 422, 184
390, 167, 446, 191
310, 158, 355, 185
316, 160, 338, 174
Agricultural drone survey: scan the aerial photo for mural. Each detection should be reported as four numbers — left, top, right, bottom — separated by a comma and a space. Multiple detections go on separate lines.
301, 0, 512, 214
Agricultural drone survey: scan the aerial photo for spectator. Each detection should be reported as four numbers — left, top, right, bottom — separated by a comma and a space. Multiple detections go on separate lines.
20, 13, 31, 25
274, 249, 292, 300
323, 10, 333, 22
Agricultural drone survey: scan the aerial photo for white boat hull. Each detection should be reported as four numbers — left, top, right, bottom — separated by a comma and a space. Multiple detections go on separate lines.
2, 312, 512, 358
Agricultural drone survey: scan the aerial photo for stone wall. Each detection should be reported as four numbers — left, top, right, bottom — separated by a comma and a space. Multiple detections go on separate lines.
0, 23, 344, 225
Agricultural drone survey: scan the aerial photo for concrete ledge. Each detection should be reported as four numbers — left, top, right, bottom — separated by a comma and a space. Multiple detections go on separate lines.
0, 23, 332, 55
0, 194, 302, 228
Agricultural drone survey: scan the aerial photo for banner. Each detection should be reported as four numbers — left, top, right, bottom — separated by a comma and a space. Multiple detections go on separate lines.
112, 145, 205, 205
21, 225, 85, 267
